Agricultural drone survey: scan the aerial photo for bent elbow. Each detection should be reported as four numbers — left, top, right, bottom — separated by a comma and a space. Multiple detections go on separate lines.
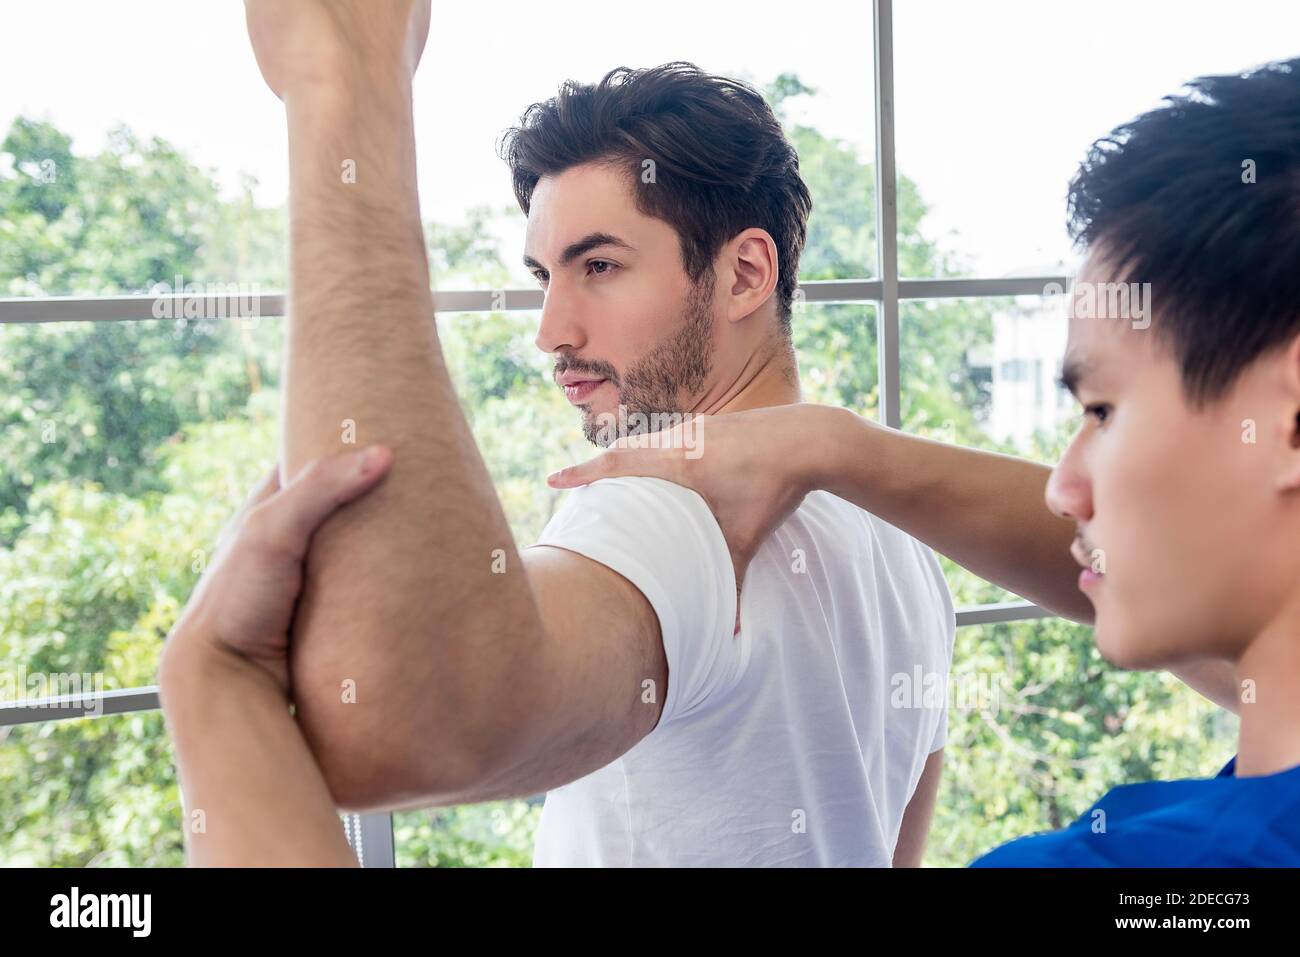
292, 689, 489, 813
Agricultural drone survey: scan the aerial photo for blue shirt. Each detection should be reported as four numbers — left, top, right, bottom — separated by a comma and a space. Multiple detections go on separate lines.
970, 755, 1300, 867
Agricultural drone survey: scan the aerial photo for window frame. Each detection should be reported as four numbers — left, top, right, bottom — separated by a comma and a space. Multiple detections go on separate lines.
0, 0, 1071, 866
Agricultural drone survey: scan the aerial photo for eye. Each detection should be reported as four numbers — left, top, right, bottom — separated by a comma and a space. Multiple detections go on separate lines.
1083, 403, 1112, 425
587, 259, 618, 277
532, 270, 548, 285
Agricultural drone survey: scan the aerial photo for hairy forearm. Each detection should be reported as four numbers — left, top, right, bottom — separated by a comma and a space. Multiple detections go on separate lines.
160, 646, 357, 867
817, 407, 1094, 623
279, 75, 546, 808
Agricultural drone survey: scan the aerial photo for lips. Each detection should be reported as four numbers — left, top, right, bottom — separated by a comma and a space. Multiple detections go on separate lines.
555, 364, 613, 404
561, 378, 607, 403
1078, 568, 1104, 590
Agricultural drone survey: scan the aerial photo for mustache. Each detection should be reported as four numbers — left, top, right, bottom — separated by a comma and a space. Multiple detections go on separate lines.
553, 356, 620, 387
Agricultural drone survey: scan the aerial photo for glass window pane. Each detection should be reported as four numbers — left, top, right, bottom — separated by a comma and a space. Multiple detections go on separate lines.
899, 294, 1077, 607
794, 301, 879, 420
1, 2, 875, 299
0, 2, 287, 298
900, 296, 1074, 465
1, 301, 870, 867
0, 317, 283, 692
893, 0, 1300, 278
394, 803, 539, 868
415, 1, 878, 287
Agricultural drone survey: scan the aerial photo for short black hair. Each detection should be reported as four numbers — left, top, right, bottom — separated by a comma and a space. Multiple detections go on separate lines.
498, 61, 813, 335
1067, 57, 1300, 404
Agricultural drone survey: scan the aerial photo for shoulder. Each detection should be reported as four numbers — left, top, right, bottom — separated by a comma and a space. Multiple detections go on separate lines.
534, 476, 744, 728
534, 475, 736, 636
541, 476, 715, 533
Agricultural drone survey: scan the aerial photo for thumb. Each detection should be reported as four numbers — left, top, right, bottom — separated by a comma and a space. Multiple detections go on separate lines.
263, 446, 394, 558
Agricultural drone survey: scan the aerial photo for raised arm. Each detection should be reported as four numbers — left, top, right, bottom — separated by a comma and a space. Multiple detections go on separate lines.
247, 0, 553, 808
245, 1, 720, 813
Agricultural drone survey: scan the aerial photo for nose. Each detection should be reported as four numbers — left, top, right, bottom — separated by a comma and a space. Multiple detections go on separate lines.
1045, 431, 1094, 523
534, 284, 586, 356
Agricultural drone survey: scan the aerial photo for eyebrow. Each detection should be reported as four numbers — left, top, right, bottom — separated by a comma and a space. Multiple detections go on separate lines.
1057, 354, 1092, 398
522, 232, 634, 273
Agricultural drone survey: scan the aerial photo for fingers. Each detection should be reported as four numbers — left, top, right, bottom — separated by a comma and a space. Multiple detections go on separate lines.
547, 416, 709, 488
247, 446, 393, 561
547, 447, 663, 489
547, 451, 615, 489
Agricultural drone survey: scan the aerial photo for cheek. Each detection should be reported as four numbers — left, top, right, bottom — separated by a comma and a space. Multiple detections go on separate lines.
1092, 418, 1168, 529
1090, 415, 1201, 595
598, 326, 647, 374
617, 273, 687, 339
608, 319, 671, 379
1093, 411, 1259, 656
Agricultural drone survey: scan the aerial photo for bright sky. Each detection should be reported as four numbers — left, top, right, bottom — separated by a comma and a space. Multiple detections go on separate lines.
3, 1, 1298, 279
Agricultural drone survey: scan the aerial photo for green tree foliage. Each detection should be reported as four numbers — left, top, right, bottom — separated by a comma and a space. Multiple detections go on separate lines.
0, 84, 1234, 869
0, 118, 285, 536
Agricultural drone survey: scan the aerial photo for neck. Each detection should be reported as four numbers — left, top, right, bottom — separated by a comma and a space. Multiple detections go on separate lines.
692, 337, 801, 416
1234, 587, 1300, 776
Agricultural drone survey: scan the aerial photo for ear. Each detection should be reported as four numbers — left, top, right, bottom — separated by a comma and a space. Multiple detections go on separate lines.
720, 228, 779, 325
1276, 331, 1300, 493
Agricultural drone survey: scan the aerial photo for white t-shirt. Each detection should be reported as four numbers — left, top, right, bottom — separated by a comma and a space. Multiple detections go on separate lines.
529, 476, 955, 867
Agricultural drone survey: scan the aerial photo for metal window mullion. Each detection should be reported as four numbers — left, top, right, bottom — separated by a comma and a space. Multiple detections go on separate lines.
342, 812, 396, 868
955, 601, 1052, 628
872, 0, 901, 430
898, 276, 1071, 300
0, 686, 160, 726
0, 602, 1050, 728
0, 278, 1081, 326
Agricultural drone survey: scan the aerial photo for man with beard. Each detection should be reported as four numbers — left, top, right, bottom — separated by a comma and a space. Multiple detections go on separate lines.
514, 151, 955, 865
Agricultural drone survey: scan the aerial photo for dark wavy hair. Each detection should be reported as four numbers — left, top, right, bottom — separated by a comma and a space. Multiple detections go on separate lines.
498, 61, 813, 335
1067, 57, 1300, 404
